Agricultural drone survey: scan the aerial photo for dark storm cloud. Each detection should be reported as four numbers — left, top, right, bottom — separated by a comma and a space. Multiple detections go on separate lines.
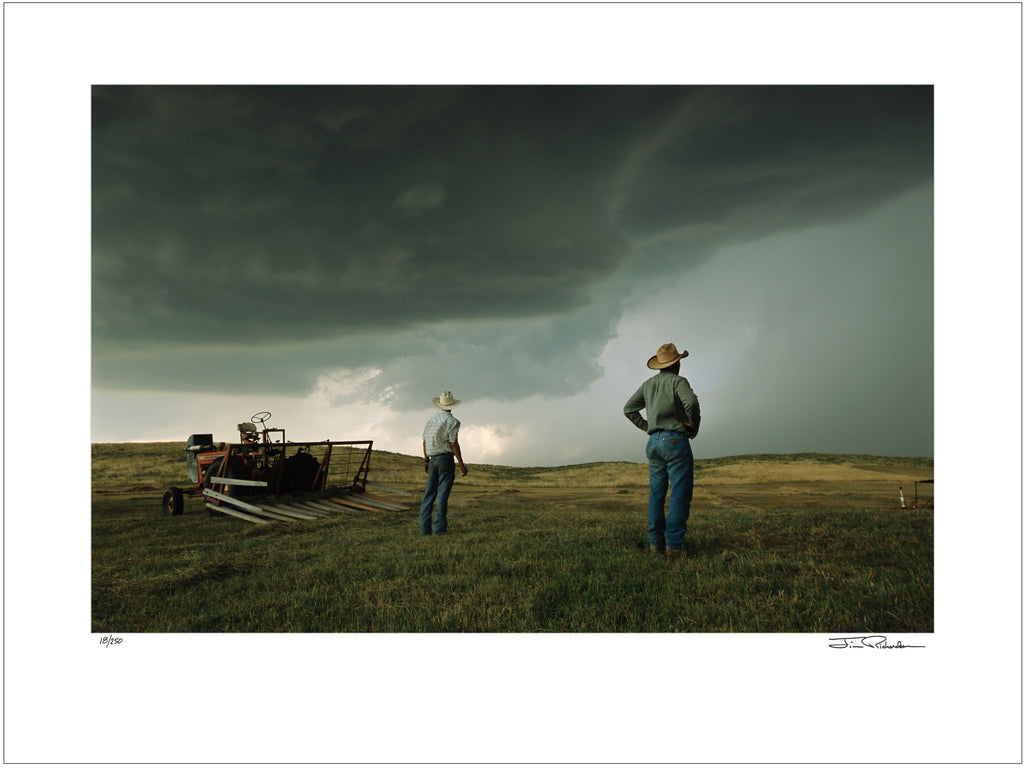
92, 86, 648, 342
611, 86, 933, 265
92, 85, 932, 399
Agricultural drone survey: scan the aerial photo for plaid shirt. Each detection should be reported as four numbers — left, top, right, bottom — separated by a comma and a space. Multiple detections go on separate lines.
422, 410, 461, 456
624, 371, 701, 437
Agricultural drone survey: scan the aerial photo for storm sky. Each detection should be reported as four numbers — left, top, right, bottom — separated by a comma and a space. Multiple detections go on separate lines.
6, 3, 1022, 763
91, 84, 935, 463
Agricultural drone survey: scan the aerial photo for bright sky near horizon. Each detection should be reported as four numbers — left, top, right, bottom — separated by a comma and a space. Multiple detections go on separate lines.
90, 82, 935, 465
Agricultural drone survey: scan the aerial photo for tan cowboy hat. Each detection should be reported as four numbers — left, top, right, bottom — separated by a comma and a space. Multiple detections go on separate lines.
647, 342, 689, 370
433, 390, 461, 410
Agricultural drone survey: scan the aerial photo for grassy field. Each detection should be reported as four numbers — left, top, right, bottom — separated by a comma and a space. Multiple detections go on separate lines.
92, 443, 933, 633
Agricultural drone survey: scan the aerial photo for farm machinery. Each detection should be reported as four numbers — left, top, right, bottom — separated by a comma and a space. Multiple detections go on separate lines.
160, 411, 407, 523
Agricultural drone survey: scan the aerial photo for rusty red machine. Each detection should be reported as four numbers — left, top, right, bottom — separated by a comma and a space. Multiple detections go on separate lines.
160, 411, 407, 523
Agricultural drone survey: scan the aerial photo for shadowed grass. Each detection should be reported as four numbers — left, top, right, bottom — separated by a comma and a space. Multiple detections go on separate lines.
92, 466, 932, 633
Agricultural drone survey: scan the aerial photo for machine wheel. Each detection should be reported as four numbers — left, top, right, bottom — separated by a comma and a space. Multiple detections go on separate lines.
204, 458, 228, 516
203, 456, 251, 516
280, 450, 320, 492
162, 486, 184, 516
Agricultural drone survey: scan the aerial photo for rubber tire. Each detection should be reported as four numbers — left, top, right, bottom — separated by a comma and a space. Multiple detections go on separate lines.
162, 486, 184, 516
204, 457, 227, 516
281, 451, 320, 493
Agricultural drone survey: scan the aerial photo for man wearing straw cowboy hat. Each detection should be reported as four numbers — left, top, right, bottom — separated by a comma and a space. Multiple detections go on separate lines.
624, 343, 701, 558
419, 390, 469, 536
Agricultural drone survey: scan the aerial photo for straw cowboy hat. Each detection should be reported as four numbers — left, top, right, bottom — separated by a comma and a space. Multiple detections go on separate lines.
433, 390, 461, 410
647, 342, 689, 370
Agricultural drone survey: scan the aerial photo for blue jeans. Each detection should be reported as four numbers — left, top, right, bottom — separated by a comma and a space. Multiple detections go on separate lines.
420, 454, 455, 535
645, 430, 694, 550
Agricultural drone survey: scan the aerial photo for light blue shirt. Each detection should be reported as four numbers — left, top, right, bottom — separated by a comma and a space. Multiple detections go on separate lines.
423, 410, 461, 456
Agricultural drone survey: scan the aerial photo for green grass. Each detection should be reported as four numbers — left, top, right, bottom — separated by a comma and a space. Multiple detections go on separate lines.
92, 453, 933, 632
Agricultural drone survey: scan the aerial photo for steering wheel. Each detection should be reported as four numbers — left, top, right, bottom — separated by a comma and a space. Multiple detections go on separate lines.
250, 411, 272, 425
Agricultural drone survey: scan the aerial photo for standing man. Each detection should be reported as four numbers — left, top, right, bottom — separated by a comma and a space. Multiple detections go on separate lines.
624, 343, 701, 558
420, 390, 469, 536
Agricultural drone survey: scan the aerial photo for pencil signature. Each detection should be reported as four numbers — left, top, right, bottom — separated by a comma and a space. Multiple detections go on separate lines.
829, 635, 924, 649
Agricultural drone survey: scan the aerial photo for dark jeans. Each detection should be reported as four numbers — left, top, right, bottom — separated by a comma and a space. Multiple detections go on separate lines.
645, 430, 694, 550
420, 454, 455, 535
